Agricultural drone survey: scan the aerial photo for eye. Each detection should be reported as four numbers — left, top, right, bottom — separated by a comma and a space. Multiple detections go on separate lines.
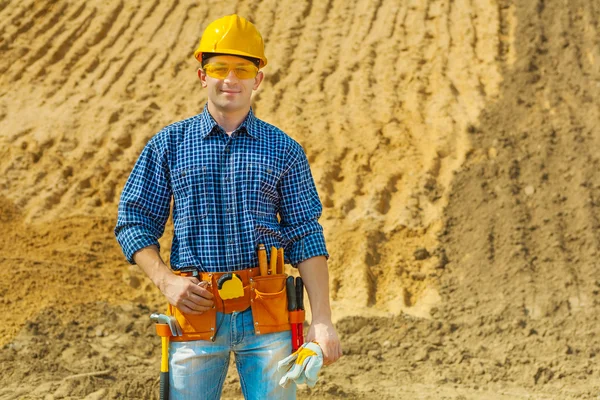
210, 66, 229, 74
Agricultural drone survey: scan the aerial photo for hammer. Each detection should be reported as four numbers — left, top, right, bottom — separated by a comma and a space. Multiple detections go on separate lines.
150, 313, 183, 400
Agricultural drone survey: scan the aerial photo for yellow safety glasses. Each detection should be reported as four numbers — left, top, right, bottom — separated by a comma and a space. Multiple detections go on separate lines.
203, 63, 259, 80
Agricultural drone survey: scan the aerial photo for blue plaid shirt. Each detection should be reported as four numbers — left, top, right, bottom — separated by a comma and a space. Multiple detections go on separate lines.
115, 106, 328, 272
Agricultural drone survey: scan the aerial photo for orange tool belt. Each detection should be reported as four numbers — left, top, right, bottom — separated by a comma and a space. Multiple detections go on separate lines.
168, 266, 291, 342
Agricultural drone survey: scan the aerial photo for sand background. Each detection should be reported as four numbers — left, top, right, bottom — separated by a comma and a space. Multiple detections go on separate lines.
1, 0, 599, 398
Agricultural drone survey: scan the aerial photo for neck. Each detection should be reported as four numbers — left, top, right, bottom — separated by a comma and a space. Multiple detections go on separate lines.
207, 103, 250, 135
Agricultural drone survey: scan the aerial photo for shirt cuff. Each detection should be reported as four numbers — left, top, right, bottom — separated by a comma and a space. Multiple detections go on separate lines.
287, 232, 329, 267
116, 227, 161, 264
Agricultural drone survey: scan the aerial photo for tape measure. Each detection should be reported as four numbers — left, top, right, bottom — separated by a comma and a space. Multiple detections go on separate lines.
217, 273, 244, 300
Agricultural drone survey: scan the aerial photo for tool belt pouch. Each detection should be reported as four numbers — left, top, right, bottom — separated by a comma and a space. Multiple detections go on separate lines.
168, 269, 218, 342
168, 303, 216, 342
250, 274, 291, 335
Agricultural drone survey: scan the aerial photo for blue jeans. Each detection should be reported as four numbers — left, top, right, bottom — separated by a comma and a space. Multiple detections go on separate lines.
169, 307, 295, 399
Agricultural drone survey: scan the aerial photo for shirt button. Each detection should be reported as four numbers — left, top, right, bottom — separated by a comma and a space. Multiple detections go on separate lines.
224, 148, 230, 153
228, 239, 234, 244
226, 177, 231, 182
227, 208, 232, 213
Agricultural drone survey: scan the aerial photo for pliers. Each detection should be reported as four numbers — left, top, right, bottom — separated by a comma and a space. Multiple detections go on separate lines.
286, 276, 305, 351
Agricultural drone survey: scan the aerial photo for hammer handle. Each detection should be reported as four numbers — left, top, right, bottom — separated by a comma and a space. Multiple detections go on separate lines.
160, 371, 169, 400
160, 336, 169, 399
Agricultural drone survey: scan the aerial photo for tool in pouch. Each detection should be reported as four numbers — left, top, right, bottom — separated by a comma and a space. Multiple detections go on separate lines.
251, 244, 290, 334
259, 244, 284, 276
150, 313, 183, 400
194, 270, 246, 344
269, 246, 278, 275
258, 244, 268, 276
286, 276, 305, 351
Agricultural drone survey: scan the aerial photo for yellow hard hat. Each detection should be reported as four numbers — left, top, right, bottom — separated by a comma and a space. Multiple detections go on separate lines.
194, 15, 267, 69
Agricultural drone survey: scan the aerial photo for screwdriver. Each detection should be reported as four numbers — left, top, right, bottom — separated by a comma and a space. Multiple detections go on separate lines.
258, 244, 268, 276
277, 248, 284, 274
269, 246, 277, 275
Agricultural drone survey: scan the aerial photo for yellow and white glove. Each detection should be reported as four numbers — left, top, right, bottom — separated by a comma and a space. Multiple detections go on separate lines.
277, 341, 323, 388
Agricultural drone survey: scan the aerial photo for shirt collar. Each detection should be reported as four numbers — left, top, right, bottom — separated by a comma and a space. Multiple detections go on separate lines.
197, 105, 260, 140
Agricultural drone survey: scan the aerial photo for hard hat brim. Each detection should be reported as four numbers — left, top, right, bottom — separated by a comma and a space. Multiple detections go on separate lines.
194, 49, 267, 69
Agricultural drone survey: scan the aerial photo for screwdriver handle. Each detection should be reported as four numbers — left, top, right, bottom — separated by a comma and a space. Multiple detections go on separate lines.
286, 276, 297, 311
269, 246, 278, 275
295, 277, 304, 311
258, 244, 268, 276
277, 248, 285, 274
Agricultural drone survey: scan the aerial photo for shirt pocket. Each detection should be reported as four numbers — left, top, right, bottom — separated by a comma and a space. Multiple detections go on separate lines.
171, 166, 208, 220
245, 161, 280, 217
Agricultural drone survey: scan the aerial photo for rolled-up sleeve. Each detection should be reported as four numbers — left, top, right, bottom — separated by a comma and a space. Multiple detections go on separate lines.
278, 145, 329, 266
115, 140, 171, 264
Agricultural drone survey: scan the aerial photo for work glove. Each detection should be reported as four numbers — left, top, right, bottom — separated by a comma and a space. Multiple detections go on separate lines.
277, 341, 323, 388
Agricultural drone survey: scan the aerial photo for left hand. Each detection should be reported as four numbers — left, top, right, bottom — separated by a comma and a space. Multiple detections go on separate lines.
305, 319, 342, 365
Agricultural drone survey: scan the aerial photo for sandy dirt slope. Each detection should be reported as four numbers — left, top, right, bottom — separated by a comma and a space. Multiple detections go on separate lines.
1, 0, 599, 398
0, 0, 505, 318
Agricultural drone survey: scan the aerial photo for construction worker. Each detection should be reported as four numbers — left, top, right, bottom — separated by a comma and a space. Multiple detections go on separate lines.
115, 14, 341, 399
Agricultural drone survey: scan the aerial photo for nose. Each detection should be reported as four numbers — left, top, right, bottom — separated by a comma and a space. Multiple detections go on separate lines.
223, 69, 239, 83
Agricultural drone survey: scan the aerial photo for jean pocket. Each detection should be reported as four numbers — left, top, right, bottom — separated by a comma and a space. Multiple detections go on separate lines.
251, 274, 290, 334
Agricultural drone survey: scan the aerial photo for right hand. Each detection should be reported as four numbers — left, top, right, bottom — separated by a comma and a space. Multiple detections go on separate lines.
161, 275, 214, 314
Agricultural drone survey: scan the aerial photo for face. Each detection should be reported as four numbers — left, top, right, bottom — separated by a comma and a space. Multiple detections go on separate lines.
198, 55, 264, 114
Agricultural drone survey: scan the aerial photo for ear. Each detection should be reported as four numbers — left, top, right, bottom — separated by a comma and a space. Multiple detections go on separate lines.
253, 70, 264, 90
198, 68, 208, 88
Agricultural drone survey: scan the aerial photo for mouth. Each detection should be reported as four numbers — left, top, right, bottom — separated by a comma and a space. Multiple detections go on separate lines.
221, 89, 241, 94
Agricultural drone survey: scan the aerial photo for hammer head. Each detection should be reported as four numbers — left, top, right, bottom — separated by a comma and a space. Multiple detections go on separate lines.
150, 313, 183, 336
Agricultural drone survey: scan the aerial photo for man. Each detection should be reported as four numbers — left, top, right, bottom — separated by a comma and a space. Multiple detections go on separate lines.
115, 14, 341, 399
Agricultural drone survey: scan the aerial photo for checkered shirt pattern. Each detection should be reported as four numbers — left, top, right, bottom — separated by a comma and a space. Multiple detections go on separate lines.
115, 106, 328, 272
